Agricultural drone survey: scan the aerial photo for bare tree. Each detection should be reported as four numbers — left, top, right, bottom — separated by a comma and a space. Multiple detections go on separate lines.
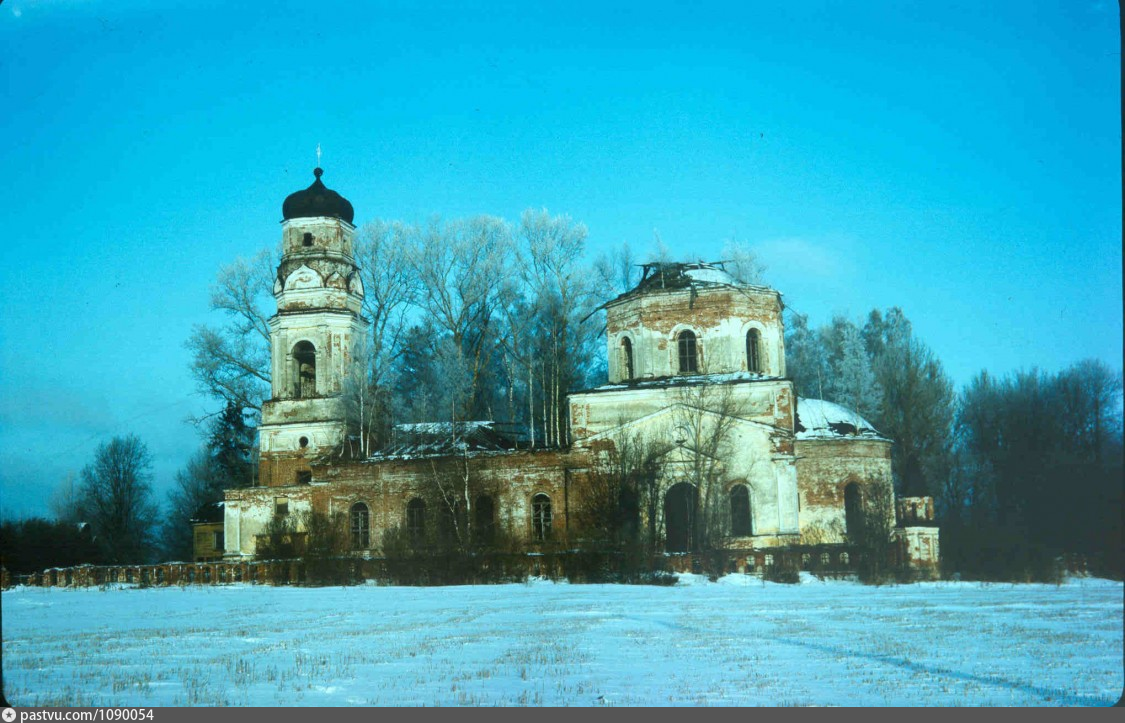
519, 208, 606, 447
408, 216, 514, 421
186, 249, 275, 422
340, 340, 383, 458
648, 231, 673, 264
78, 435, 160, 564
954, 360, 1123, 578
496, 289, 538, 443
849, 480, 897, 584
49, 472, 83, 525
592, 240, 639, 298
576, 428, 670, 551
411, 437, 509, 555
721, 238, 767, 285
426, 453, 474, 554
161, 448, 224, 560
355, 220, 418, 391
668, 380, 746, 552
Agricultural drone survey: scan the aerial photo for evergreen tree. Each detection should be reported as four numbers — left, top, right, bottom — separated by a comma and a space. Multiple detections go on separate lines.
783, 309, 829, 400
208, 400, 255, 489
864, 307, 956, 497
822, 316, 883, 422
392, 322, 442, 424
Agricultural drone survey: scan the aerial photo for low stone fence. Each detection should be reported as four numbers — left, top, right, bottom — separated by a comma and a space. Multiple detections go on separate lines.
1, 546, 871, 590
2, 560, 317, 590
662, 546, 861, 576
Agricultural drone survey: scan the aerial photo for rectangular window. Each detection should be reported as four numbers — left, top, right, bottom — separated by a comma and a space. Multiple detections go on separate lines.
297, 471, 312, 485
275, 497, 289, 516
214, 531, 224, 550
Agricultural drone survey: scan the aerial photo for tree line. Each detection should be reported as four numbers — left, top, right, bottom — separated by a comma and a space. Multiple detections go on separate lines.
785, 307, 1123, 579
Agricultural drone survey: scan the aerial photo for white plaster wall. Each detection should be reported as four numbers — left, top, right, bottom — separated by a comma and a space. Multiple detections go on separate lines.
259, 418, 345, 454
269, 312, 366, 399
572, 382, 799, 538
895, 527, 941, 566
571, 380, 793, 440
224, 489, 313, 557
223, 500, 241, 557
606, 287, 785, 382
277, 285, 362, 314
281, 217, 356, 258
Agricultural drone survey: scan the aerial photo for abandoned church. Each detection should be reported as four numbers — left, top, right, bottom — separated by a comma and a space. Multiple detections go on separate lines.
207, 168, 940, 576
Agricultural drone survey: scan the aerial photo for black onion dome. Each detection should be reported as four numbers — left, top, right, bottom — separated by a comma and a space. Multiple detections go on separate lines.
282, 168, 354, 224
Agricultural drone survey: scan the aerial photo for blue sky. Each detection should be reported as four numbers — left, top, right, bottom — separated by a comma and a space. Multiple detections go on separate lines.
0, 0, 1120, 519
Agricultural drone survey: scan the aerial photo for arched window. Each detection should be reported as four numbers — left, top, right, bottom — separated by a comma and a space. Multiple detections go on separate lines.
475, 495, 495, 545
619, 486, 640, 543
440, 499, 465, 545
729, 484, 752, 536
844, 482, 863, 537
746, 329, 761, 373
677, 330, 698, 374
406, 498, 426, 544
293, 341, 317, 398
664, 483, 698, 552
350, 503, 370, 549
532, 493, 552, 542
620, 337, 635, 380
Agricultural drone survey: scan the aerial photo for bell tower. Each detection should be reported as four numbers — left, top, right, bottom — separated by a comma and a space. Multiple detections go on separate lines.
257, 167, 367, 486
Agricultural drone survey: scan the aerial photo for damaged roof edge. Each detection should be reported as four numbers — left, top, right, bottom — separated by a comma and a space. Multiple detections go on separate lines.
584, 262, 779, 322
572, 371, 786, 395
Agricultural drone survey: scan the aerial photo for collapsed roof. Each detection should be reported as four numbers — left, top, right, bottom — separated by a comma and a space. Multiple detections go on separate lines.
605, 261, 773, 306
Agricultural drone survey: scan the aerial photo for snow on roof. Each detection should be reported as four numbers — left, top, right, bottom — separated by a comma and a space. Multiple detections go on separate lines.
394, 421, 493, 435
683, 265, 739, 285
595, 261, 775, 311
580, 370, 780, 394
368, 421, 524, 461
795, 398, 887, 441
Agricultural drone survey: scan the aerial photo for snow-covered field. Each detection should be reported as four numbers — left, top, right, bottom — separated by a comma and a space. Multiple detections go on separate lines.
2, 575, 1121, 706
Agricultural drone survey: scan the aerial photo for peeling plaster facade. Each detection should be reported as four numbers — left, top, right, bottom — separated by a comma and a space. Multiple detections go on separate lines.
257, 210, 367, 470
222, 173, 940, 572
